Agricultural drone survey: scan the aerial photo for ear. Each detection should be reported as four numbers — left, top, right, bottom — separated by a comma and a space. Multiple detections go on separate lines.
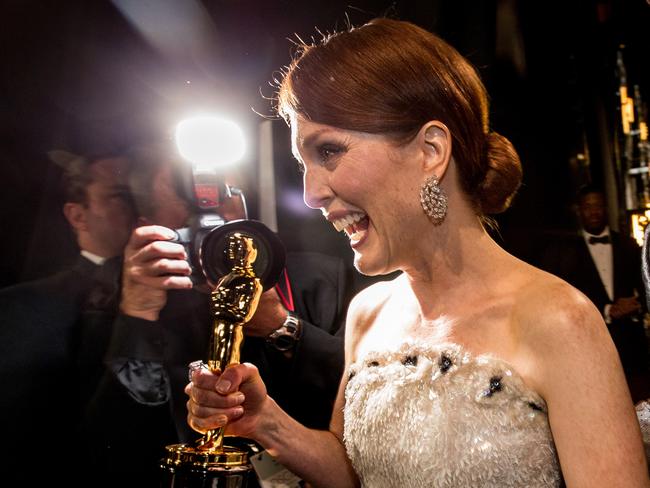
418, 121, 452, 179
48, 149, 81, 169
63, 202, 88, 232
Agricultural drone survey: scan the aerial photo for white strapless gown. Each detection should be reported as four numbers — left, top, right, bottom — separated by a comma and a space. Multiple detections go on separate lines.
343, 342, 561, 487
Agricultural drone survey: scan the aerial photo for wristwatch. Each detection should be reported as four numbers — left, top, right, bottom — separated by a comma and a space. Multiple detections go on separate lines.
267, 312, 301, 351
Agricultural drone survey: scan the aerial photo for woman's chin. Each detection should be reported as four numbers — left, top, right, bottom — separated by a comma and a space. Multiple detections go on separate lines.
353, 252, 391, 277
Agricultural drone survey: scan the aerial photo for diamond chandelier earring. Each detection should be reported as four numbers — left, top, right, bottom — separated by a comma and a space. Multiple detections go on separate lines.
420, 174, 448, 225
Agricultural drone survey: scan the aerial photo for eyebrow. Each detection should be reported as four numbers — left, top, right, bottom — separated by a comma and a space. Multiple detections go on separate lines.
297, 127, 335, 151
292, 127, 334, 162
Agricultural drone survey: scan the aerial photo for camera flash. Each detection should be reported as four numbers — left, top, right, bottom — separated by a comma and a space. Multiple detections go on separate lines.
175, 116, 246, 171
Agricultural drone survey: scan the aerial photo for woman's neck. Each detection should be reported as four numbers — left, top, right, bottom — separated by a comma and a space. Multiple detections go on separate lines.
402, 216, 511, 321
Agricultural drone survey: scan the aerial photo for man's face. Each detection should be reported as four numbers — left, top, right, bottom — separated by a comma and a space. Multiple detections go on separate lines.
147, 165, 191, 229
83, 157, 136, 256
578, 191, 608, 235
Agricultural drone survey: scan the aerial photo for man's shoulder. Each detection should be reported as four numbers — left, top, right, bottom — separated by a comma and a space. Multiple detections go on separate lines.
0, 257, 100, 303
0, 273, 81, 333
610, 230, 640, 250
536, 231, 584, 268
546, 230, 584, 245
0, 271, 71, 298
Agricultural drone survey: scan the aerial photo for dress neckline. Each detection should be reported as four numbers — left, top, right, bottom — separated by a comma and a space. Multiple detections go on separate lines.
348, 340, 548, 411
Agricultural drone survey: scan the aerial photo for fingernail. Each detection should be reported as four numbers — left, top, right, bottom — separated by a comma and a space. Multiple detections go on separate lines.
216, 379, 231, 394
233, 393, 245, 404
232, 407, 244, 419
216, 415, 228, 426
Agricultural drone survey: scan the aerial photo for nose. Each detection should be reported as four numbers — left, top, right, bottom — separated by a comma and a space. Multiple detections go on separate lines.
303, 166, 334, 210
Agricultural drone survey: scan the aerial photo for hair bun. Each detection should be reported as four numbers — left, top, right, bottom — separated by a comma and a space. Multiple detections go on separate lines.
477, 132, 523, 214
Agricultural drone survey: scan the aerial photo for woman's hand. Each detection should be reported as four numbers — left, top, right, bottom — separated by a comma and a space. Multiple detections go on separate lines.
185, 362, 268, 440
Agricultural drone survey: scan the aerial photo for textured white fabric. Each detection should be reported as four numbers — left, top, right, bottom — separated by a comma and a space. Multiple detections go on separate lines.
344, 341, 561, 487
637, 400, 650, 470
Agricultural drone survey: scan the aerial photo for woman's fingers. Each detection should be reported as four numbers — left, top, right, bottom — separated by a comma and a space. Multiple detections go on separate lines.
186, 368, 247, 433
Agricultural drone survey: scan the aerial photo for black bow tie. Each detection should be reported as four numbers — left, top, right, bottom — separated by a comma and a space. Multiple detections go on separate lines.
588, 235, 610, 245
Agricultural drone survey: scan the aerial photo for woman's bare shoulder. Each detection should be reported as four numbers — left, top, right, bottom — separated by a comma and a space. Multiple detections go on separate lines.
344, 276, 402, 359
512, 266, 619, 389
515, 266, 605, 339
348, 276, 401, 321
512, 268, 648, 486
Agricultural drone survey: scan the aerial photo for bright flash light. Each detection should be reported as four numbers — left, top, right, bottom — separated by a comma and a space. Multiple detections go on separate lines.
175, 116, 245, 170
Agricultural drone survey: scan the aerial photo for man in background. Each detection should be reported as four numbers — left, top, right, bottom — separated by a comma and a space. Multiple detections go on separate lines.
539, 184, 650, 402
0, 150, 136, 480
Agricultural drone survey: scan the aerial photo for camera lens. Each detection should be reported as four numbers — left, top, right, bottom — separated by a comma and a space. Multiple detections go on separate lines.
198, 220, 286, 290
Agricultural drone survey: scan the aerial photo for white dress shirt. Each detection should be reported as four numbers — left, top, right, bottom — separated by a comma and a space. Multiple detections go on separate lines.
583, 227, 614, 323
81, 250, 107, 266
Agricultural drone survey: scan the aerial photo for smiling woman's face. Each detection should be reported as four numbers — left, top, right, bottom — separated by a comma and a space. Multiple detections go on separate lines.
291, 117, 426, 276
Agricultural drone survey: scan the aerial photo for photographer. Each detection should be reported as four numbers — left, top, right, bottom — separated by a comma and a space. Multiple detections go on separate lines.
78, 141, 350, 486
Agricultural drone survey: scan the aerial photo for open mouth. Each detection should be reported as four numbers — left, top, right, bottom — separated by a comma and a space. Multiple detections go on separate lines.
332, 212, 369, 244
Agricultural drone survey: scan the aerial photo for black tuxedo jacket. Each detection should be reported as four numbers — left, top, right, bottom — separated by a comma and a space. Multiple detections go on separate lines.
0, 256, 105, 479
540, 231, 642, 313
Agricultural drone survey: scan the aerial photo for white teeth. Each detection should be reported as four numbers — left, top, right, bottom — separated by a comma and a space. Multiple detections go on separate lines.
332, 212, 366, 232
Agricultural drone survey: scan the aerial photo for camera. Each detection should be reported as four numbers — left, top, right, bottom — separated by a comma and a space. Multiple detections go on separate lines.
171, 169, 285, 291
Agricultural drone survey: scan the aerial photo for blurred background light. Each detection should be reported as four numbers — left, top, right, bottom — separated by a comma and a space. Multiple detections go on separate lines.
175, 115, 246, 170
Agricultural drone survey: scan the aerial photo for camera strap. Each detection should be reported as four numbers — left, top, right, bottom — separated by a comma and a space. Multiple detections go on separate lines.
274, 268, 295, 313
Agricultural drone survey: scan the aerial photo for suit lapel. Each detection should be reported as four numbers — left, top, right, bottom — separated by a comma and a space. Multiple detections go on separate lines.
577, 237, 611, 306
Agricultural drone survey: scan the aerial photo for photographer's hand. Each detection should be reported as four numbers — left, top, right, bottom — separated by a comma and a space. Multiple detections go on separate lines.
245, 288, 288, 337
120, 225, 193, 321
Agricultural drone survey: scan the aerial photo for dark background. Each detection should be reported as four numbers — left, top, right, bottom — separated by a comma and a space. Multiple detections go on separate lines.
1, 0, 649, 287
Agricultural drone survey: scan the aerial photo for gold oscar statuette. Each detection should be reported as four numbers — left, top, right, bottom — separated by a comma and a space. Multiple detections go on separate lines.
161, 233, 264, 487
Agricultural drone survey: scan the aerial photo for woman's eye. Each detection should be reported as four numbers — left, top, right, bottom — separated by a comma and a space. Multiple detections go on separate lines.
317, 144, 342, 162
